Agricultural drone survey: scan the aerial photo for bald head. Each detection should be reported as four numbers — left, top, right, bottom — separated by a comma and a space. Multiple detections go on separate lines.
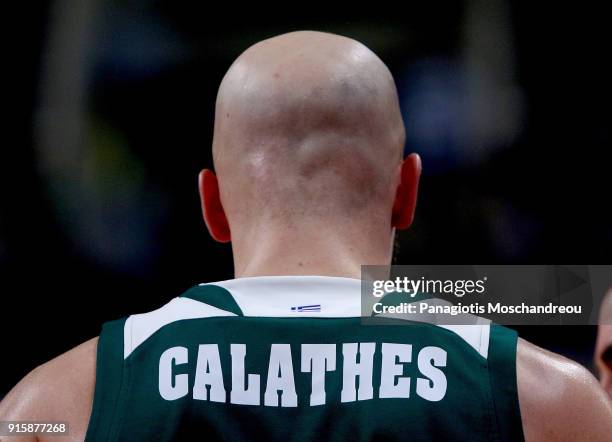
211, 31, 405, 227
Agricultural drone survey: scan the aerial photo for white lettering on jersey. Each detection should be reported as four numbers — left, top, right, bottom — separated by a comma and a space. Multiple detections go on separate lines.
340, 343, 375, 402
264, 344, 298, 407
159, 346, 189, 400
301, 344, 336, 406
158, 343, 449, 404
416, 346, 448, 401
379, 343, 412, 399
230, 343, 260, 405
193, 344, 226, 402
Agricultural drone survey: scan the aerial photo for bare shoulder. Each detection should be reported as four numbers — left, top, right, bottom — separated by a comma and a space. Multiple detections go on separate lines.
517, 337, 612, 442
0, 338, 98, 441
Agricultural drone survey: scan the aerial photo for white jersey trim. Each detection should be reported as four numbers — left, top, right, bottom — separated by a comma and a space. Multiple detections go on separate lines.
124, 297, 236, 359
205, 275, 363, 318
123, 276, 490, 359
203, 276, 491, 359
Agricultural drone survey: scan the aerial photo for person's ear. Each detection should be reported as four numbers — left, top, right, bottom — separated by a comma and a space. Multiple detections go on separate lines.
198, 169, 231, 243
596, 324, 612, 399
391, 153, 421, 230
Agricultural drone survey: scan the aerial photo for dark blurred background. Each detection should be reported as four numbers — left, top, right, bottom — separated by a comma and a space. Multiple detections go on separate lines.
3, 0, 611, 395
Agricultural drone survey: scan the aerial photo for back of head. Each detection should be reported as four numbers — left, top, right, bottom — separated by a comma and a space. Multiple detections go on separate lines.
212, 31, 405, 230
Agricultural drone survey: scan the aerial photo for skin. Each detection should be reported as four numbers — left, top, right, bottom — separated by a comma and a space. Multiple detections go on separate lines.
203, 31, 417, 278
2, 31, 611, 441
0, 339, 97, 442
595, 288, 612, 397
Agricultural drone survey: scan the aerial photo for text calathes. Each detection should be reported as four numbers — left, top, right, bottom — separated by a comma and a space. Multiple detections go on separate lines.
159, 343, 447, 406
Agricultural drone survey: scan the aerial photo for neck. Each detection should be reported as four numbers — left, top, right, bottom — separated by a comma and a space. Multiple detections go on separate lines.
231, 219, 394, 279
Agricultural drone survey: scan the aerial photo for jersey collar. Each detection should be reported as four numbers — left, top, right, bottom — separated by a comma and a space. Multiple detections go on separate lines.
192, 275, 363, 318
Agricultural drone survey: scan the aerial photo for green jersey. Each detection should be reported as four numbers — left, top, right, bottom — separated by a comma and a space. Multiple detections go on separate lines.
85, 276, 523, 441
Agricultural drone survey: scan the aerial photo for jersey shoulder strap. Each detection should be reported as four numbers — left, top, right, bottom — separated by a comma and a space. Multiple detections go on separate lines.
487, 325, 524, 442
85, 317, 127, 441
85, 284, 240, 441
